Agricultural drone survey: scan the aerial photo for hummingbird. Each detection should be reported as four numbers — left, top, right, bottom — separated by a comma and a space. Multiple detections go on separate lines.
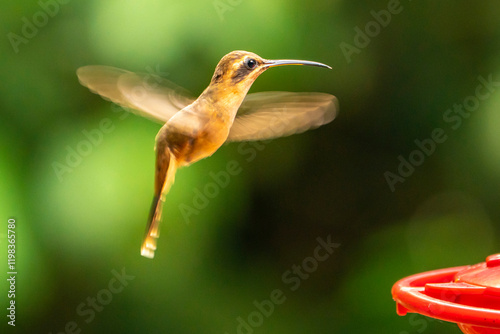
77, 50, 338, 259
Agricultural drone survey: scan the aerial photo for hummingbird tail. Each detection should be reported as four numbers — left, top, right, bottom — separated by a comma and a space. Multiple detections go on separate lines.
141, 148, 177, 259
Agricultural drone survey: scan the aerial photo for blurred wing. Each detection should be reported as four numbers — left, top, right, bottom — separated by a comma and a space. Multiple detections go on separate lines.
227, 92, 338, 142
76, 65, 195, 123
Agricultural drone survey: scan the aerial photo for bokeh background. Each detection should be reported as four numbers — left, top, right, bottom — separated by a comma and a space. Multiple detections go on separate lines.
1, 1, 500, 333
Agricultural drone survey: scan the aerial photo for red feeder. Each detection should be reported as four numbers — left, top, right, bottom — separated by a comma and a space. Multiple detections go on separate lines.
392, 254, 500, 334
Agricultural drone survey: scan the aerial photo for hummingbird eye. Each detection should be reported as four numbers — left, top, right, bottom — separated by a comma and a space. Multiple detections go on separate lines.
244, 58, 257, 70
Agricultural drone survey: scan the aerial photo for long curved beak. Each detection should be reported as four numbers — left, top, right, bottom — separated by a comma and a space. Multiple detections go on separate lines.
263, 59, 331, 69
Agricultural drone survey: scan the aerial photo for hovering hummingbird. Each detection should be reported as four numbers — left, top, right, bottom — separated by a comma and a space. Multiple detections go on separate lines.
77, 50, 338, 258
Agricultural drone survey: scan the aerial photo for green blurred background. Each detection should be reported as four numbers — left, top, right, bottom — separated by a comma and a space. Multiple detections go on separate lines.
1, 0, 500, 333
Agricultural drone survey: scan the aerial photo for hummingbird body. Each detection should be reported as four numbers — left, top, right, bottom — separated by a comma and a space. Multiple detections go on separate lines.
159, 104, 229, 166
77, 50, 338, 258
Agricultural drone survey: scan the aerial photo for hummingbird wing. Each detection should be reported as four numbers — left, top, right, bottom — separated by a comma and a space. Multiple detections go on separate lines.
226, 92, 338, 142
77, 66, 195, 123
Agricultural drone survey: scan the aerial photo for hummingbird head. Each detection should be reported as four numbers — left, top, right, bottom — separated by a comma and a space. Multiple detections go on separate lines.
209, 50, 331, 93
